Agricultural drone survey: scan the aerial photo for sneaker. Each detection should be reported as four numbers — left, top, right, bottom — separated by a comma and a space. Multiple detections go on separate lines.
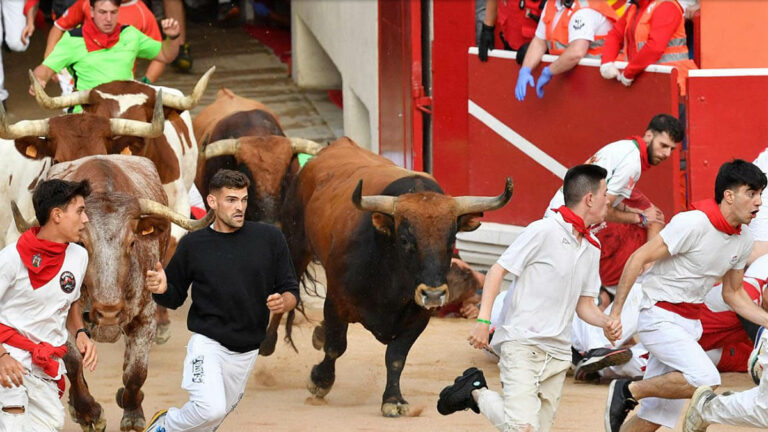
683, 386, 715, 432
171, 43, 193, 73
143, 409, 167, 432
437, 367, 487, 415
574, 347, 632, 382
749, 326, 766, 385
604, 379, 638, 432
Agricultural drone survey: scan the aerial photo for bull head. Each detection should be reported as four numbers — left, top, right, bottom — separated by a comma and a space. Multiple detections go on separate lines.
203, 137, 324, 160
29, 67, 215, 112
351, 177, 514, 309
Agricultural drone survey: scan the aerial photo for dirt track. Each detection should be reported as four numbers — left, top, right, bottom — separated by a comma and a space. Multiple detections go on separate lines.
62, 300, 755, 432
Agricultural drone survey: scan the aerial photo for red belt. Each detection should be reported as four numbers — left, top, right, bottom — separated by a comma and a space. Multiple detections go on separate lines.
655, 301, 705, 320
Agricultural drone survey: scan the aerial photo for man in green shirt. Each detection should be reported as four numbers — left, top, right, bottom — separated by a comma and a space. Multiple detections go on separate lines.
29, 0, 182, 93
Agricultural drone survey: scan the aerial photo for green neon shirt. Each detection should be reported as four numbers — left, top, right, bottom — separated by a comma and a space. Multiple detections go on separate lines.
43, 25, 161, 91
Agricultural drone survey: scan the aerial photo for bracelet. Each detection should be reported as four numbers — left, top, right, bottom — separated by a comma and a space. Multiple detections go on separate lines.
75, 328, 91, 339
477, 318, 492, 325
638, 213, 648, 228
0, 352, 9, 360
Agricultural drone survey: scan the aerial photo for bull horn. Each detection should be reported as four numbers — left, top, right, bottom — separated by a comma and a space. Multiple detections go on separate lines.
29, 70, 90, 110
204, 138, 239, 159
351, 180, 396, 216
453, 177, 514, 215
0, 101, 49, 139
11, 200, 37, 233
109, 90, 165, 138
289, 138, 324, 156
161, 66, 215, 110
138, 198, 214, 231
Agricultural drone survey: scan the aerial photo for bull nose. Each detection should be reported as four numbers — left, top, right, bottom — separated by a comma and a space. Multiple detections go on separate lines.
414, 283, 449, 309
90, 300, 126, 326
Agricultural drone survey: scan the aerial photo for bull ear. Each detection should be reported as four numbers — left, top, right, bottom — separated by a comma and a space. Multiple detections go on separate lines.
457, 212, 483, 232
136, 215, 170, 239
371, 212, 394, 236
14, 137, 52, 159
110, 137, 148, 157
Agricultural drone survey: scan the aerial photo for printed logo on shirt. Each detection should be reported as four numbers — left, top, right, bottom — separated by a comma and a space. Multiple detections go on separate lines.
562, 237, 570, 246
730, 255, 739, 265
572, 17, 585, 30
32, 254, 42, 268
192, 355, 204, 383
59, 271, 76, 293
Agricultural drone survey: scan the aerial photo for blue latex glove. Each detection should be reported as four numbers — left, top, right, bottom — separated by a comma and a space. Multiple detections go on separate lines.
536, 66, 552, 98
515, 67, 534, 101
252, 1, 270, 17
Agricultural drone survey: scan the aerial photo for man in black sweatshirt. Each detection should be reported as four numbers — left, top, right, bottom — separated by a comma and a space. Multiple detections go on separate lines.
142, 169, 299, 432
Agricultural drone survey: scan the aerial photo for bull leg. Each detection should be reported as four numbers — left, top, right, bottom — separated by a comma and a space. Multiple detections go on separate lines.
116, 315, 155, 431
380, 315, 429, 418
308, 300, 347, 399
64, 341, 107, 432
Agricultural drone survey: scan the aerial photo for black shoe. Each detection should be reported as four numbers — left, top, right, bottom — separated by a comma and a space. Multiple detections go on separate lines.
605, 379, 638, 432
171, 43, 192, 73
437, 367, 487, 415
572, 346, 585, 365
574, 347, 632, 382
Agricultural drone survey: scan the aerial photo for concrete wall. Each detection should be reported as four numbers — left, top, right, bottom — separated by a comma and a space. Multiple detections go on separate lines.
291, 0, 378, 152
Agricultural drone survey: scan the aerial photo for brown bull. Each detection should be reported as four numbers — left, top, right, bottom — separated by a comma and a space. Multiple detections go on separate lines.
192, 87, 279, 146
278, 137, 513, 416
14, 155, 211, 431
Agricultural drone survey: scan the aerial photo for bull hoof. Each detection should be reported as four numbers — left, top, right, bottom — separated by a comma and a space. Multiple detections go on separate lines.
381, 402, 410, 417
120, 411, 146, 431
312, 325, 325, 351
306, 377, 331, 398
68, 401, 106, 432
155, 322, 171, 345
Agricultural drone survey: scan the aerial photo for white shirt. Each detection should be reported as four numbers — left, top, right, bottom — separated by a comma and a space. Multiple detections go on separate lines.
641, 210, 752, 305
492, 212, 601, 360
0, 242, 88, 379
749, 147, 768, 241
545, 139, 642, 217
535, 1, 613, 43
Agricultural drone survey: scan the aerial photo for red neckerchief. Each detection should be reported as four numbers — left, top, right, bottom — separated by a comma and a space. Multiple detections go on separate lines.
552, 206, 601, 249
0, 323, 68, 380
82, 17, 122, 52
16, 227, 69, 289
691, 198, 741, 235
630, 136, 652, 172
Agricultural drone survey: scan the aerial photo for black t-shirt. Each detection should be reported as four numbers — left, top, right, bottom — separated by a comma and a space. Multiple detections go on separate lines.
153, 221, 299, 352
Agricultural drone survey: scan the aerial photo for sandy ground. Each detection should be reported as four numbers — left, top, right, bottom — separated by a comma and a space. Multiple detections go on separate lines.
61, 293, 756, 432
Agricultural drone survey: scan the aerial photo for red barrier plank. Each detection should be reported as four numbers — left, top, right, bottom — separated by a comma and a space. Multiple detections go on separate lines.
465, 51, 680, 225
687, 70, 768, 203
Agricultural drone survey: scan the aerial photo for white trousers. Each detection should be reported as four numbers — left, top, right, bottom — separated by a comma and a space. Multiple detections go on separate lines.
164, 333, 259, 432
0, 0, 29, 100
0, 372, 65, 432
701, 330, 768, 427
477, 341, 570, 432
635, 305, 721, 429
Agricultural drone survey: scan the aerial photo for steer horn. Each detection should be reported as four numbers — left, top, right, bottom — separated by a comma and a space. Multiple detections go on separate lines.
161, 66, 216, 111
11, 200, 37, 233
289, 138, 324, 156
0, 101, 50, 139
28, 70, 91, 110
203, 138, 239, 159
453, 177, 514, 215
138, 198, 214, 231
351, 180, 396, 216
109, 90, 165, 138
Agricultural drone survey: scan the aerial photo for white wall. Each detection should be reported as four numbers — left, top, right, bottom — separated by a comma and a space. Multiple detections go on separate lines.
291, 0, 378, 152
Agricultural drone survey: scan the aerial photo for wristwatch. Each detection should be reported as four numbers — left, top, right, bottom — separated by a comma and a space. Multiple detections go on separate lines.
638, 213, 648, 228
75, 328, 91, 339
